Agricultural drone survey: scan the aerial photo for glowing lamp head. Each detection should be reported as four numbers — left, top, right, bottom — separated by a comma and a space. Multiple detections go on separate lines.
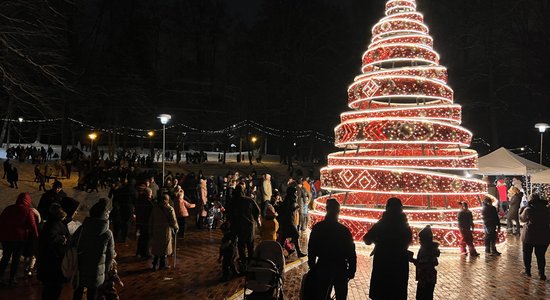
18, 117, 23, 123
535, 123, 549, 133
88, 133, 97, 140
147, 131, 155, 137
158, 114, 172, 125
251, 136, 257, 143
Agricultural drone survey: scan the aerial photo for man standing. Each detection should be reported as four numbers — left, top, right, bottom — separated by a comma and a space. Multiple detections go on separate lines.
307, 199, 356, 299
37, 180, 66, 222
230, 183, 260, 272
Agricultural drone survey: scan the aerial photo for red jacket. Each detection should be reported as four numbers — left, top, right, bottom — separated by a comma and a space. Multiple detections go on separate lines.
0, 193, 39, 241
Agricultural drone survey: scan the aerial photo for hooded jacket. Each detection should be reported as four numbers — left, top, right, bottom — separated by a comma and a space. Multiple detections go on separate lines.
74, 217, 115, 288
0, 193, 38, 241
520, 200, 550, 245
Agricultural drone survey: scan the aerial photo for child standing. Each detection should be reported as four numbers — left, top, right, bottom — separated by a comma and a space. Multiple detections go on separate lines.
413, 225, 441, 300
219, 222, 239, 282
457, 202, 480, 256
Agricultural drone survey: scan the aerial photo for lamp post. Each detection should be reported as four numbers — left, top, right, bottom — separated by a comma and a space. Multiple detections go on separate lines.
158, 114, 171, 186
88, 133, 97, 158
535, 123, 549, 164
18, 117, 23, 144
147, 131, 155, 158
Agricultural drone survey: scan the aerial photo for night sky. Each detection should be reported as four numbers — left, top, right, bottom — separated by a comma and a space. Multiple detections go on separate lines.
1, 0, 549, 162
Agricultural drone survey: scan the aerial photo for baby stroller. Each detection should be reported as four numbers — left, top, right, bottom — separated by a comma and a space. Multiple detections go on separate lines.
244, 241, 285, 300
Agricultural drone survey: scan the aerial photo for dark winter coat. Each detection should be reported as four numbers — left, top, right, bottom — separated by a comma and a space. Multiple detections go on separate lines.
37, 218, 69, 284
229, 189, 260, 243
482, 204, 500, 228
507, 192, 523, 220
0, 193, 38, 241
278, 191, 300, 239
37, 189, 66, 221
74, 217, 115, 288
520, 201, 550, 245
363, 212, 412, 300
457, 210, 474, 229
308, 218, 356, 277
134, 194, 153, 225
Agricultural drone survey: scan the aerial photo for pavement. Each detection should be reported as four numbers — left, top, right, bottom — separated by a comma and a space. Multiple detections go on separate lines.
0, 161, 549, 299
1, 223, 549, 300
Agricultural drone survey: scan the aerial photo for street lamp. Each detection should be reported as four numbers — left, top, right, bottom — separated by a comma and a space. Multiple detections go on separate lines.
88, 133, 97, 157
158, 114, 171, 185
147, 131, 155, 158
18, 117, 23, 144
535, 123, 549, 164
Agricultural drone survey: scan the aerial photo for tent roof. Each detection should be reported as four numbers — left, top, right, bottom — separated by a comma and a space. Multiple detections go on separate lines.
473, 147, 548, 176
531, 169, 550, 184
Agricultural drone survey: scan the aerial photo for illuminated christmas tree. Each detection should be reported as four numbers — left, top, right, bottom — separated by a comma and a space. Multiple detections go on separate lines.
311, 0, 505, 248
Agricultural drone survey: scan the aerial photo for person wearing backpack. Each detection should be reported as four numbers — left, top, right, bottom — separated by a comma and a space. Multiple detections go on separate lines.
73, 198, 115, 300
37, 203, 70, 300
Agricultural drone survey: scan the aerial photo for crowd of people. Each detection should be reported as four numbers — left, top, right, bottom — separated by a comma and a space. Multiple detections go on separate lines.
0, 153, 549, 300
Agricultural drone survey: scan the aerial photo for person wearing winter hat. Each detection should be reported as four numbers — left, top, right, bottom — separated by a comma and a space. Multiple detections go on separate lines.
72, 198, 115, 300
412, 225, 441, 300
0, 192, 39, 286
37, 203, 69, 299
363, 197, 412, 300
457, 202, 480, 256
60, 196, 80, 225
482, 197, 501, 255
260, 204, 279, 241
37, 180, 66, 222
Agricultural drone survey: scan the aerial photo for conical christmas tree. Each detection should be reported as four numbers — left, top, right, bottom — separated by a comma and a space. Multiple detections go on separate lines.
312, 0, 505, 248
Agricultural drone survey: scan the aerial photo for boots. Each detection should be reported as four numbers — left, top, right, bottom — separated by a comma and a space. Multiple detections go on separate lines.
540, 270, 546, 280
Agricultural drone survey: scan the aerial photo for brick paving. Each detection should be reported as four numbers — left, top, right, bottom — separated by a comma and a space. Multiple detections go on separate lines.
2, 225, 549, 300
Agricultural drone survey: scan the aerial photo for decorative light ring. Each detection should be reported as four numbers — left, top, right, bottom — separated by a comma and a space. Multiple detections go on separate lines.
381, 11, 423, 23
385, 0, 416, 11
385, 6, 416, 16
327, 150, 477, 169
334, 118, 472, 147
348, 75, 452, 105
320, 167, 485, 195
372, 18, 428, 37
362, 44, 439, 67
370, 34, 433, 49
356, 65, 447, 82
328, 148, 477, 157
362, 58, 439, 73
341, 105, 462, 124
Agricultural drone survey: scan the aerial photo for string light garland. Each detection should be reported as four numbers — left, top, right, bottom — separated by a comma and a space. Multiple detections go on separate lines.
310, 0, 505, 248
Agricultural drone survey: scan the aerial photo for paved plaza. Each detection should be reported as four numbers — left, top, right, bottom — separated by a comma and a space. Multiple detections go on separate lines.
1, 222, 549, 300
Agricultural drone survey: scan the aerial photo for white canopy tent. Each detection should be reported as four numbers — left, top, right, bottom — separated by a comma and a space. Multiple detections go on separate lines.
531, 169, 550, 184
473, 147, 548, 176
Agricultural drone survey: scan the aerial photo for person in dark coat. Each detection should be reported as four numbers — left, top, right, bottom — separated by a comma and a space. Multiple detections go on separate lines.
507, 187, 522, 234
363, 197, 413, 300
135, 188, 154, 258
73, 198, 115, 300
37, 204, 70, 300
481, 197, 501, 255
0, 192, 39, 285
457, 202, 480, 256
307, 198, 356, 299
412, 225, 440, 300
277, 186, 306, 258
112, 181, 137, 243
230, 183, 261, 271
6, 164, 18, 188
519, 194, 550, 280
60, 196, 80, 225
37, 180, 66, 222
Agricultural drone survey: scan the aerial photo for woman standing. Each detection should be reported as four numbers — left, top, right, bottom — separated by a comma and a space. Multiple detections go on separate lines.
519, 194, 550, 280
277, 187, 306, 257
73, 198, 115, 300
149, 194, 179, 270
363, 198, 412, 300
174, 190, 195, 238
0, 192, 39, 285
37, 204, 69, 299
196, 179, 208, 229
507, 187, 522, 234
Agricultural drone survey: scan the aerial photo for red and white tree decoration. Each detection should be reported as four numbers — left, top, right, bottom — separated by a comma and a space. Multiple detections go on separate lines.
310, 0, 505, 248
